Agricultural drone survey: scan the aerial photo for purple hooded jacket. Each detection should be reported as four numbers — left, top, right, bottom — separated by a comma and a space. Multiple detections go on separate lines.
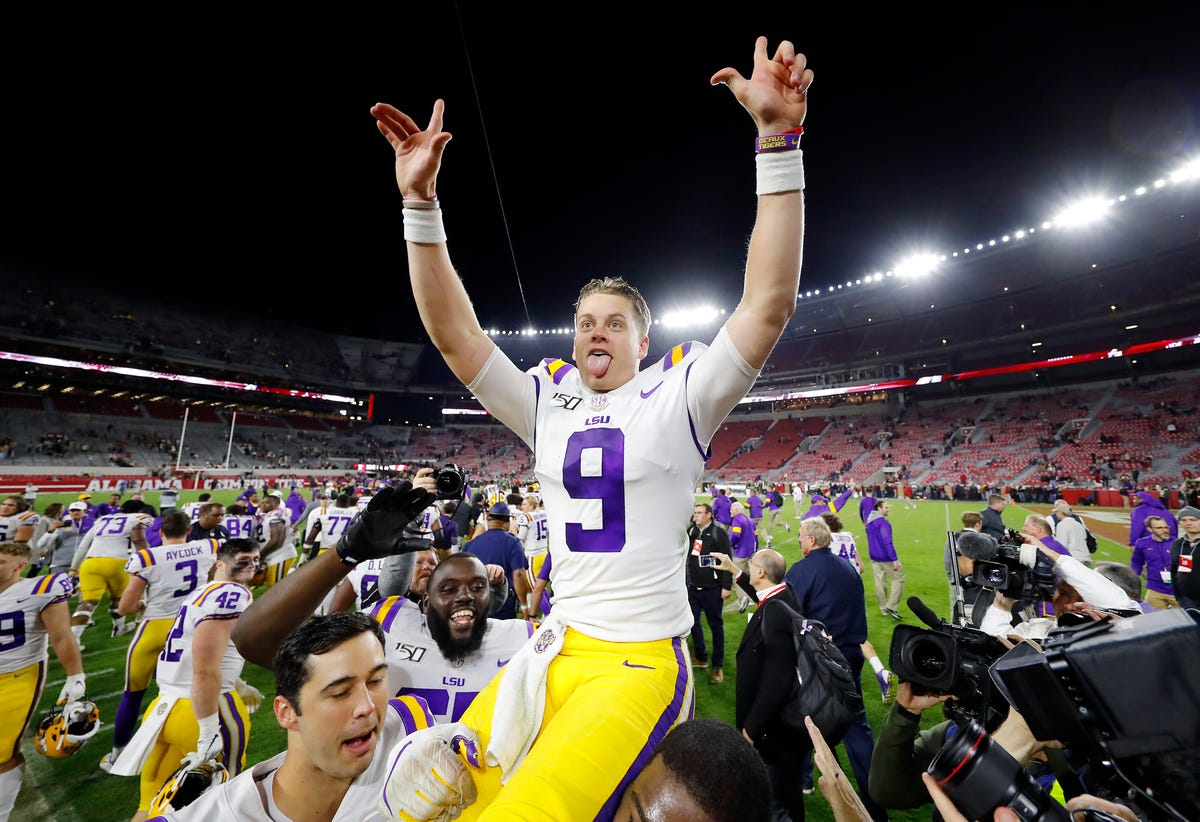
1128, 491, 1177, 546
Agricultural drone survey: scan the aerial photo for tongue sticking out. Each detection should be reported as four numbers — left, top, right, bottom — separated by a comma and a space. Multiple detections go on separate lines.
587, 353, 611, 378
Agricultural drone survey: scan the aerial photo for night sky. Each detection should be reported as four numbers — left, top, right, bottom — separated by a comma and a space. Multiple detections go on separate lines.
6, 5, 1199, 346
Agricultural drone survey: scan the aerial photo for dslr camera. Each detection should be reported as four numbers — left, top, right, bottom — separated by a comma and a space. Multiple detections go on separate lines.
889, 596, 1010, 731
432, 463, 467, 500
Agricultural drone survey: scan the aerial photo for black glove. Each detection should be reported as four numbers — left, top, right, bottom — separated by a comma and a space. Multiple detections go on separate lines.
336, 482, 436, 566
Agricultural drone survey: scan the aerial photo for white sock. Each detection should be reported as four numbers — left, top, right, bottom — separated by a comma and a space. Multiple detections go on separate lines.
71, 624, 86, 642
0, 763, 25, 821
869, 656, 885, 675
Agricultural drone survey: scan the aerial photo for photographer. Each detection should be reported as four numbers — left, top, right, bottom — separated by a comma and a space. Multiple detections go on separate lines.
868, 679, 1065, 812
1020, 535, 1140, 617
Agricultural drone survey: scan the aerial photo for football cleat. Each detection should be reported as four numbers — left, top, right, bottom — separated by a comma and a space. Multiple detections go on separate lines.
149, 760, 229, 814
877, 669, 898, 704
34, 700, 101, 758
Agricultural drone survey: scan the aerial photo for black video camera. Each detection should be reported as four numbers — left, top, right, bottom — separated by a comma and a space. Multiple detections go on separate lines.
889, 596, 1010, 731
970, 532, 1058, 602
988, 608, 1200, 822
432, 463, 467, 501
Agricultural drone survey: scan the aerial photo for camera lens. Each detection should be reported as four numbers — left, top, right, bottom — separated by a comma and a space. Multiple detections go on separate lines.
909, 637, 951, 680
929, 720, 1069, 821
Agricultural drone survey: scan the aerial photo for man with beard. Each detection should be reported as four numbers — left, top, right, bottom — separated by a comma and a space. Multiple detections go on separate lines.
368, 553, 533, 723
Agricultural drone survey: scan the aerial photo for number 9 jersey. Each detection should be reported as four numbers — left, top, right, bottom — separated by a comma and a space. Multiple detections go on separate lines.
0, 573, 74, 674
467, 327, 758, 642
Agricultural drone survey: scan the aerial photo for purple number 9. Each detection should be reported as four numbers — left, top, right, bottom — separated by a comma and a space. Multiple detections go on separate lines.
562, 428, 625, 552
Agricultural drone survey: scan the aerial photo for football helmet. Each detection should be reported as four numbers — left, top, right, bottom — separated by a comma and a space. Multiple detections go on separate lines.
34, 700, 101, 758
149, 760, 229, 814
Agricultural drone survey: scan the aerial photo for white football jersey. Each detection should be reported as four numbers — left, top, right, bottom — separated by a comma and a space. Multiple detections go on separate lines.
468, 327, 757, 641
183, 502, 205, 522
155, 580, 252, 700
223, 513, 257, 542
369, 594, 534, 722
125, 539, 220, 620
415, 504, 440, 542
81, 511, 153, 559
343, 558, 387, 609
255, 507, 294, 566
518, 509, 549, 558
0, 573, 73, 673
171, 695, 436, 822
313, 505, 359, 552
0, 510, 39, 542
831, 531, 861, 569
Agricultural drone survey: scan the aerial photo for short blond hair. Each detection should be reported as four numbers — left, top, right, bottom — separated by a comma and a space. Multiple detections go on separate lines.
0, 541, 32, 560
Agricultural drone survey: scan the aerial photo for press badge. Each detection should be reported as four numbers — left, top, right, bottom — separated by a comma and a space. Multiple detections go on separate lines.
1160, 568, 1173, 583
1179, 554, 1193, 574
692, 539, 703, 557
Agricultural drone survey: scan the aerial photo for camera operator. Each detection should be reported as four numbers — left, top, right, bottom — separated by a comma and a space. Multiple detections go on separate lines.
868, 678, 1065, 812
947, 516, 995, 627
1019, 535, 1141, 618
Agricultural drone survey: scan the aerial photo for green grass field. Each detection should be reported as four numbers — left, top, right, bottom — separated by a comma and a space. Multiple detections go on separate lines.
12, 490, 1135, 821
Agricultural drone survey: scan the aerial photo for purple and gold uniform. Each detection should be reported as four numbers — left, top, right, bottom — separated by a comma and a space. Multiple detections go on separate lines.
150, 696, 434, 822
457, 328, 757, 818
122, 539, 219, 692
111, 579, 253, 811
0, 573, 73, 766
75, 511, 153, 603
369, 595, 533, 723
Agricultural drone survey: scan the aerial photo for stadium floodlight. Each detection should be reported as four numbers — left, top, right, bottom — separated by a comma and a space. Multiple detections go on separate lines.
892, 254, 940, 279
1170, 157, 1200, 183
659, 305, 721, 329
1053, 196, 1110, 228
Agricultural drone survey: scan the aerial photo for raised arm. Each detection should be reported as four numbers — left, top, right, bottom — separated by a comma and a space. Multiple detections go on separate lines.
371, 100, 496, 385
711, 37, 813, 368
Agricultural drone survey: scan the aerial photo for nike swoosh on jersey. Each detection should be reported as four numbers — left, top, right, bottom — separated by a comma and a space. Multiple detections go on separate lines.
622, 660, 655, 670
639, 382, 664, 399
497, 659, 510, 667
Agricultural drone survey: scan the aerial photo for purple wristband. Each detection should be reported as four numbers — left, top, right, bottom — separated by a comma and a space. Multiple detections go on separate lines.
755, 132, 802, 154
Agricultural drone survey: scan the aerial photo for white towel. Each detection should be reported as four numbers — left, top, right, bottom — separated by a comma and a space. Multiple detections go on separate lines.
110, 694, 181, 776
485, 612, 566, 781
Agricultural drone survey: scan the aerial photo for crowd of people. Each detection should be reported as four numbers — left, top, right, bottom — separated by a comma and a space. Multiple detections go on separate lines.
2, 32, 1198, 822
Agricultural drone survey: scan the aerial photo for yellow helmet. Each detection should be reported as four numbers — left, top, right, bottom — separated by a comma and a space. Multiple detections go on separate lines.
149, 760, 229, 814
34, 700, 101, 759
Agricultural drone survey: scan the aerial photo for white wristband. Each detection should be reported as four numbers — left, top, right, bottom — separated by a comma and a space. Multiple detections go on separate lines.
403, 206, 447, 244
756, 150, 805, 195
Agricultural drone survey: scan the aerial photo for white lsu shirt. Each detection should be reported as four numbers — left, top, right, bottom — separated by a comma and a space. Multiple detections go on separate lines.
125, 539, 220, 620
255, 507, 294, 567
0, 573, 74, 673
0, 510, 39, 542
467, 327, 757, 642
517, 508, 549, 558
155, 579, 252, 700
368, 595, 534, 722
223, 513, 257, 542
343, 558, 387, 610
166, 695, 436, 822
79, 511, 154, 559
311, 505, 359, 553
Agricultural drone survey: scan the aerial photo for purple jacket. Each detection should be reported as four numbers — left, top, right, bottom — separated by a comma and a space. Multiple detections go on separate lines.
729, 513, 757, 558
802, 495, 830, 521
1128, 492, 1178, 546
712, 493, 733, 525
746, 494, 764, 519
1131, 534, 1175, 595
865, 511, 898, 562
859, 496, 876, 525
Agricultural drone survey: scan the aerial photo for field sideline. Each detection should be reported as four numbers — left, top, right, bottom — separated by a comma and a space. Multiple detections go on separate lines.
13, 489, 1138, 821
